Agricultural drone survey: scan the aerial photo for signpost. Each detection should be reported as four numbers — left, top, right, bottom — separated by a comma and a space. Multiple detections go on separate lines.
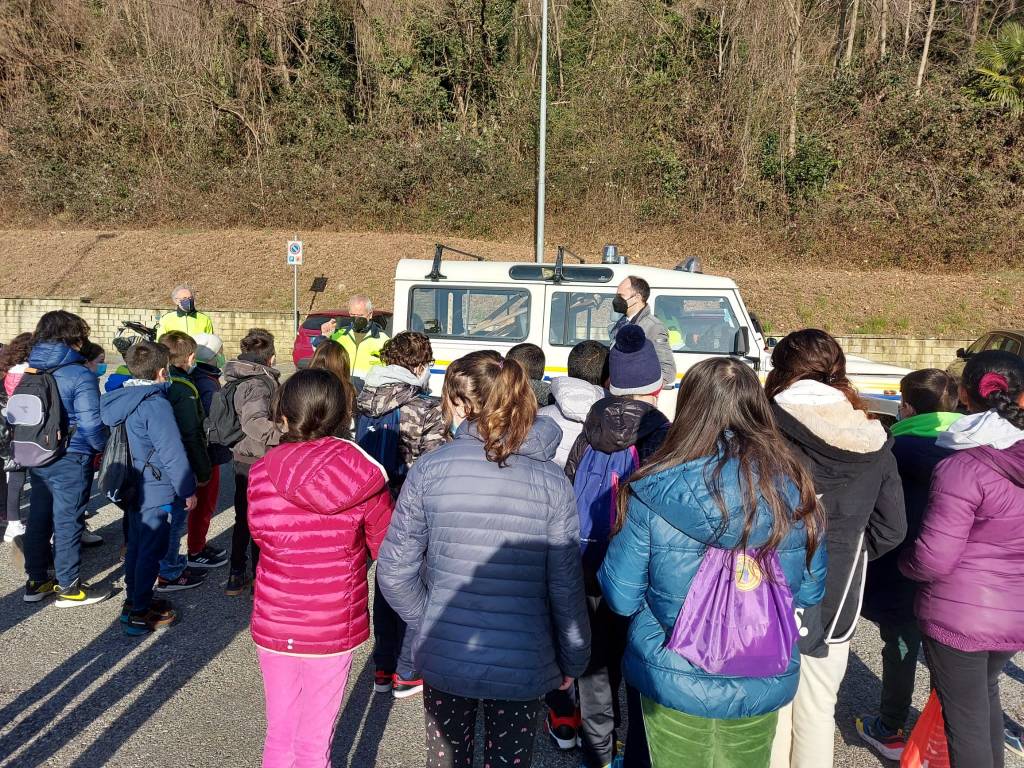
287, 237, 303, 334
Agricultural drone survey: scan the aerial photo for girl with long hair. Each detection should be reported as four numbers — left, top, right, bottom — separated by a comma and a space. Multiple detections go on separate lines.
377, 350, 590, 768
247, 368, 393, 768
599, 357, 826, 767
900, 351, 1024, 768
764, 329, 906, 768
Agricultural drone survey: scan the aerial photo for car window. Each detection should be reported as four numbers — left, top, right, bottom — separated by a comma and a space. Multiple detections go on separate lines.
987, 334, 1022, 355
548, 291, 617, 346
409, 286, 530, 341
654, 295, 740, 354
968, 335, 990, 354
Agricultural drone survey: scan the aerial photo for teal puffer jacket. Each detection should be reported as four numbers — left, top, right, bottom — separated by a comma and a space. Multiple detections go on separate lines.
598, 453, 828, 719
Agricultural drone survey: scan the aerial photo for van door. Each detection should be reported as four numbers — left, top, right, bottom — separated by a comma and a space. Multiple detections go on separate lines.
650, 289, 755, 374
542, 286, 619, 381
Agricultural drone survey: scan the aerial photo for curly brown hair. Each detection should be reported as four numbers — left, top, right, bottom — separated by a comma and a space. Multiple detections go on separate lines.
380, 331, 433, 371
0, 332, 33, 380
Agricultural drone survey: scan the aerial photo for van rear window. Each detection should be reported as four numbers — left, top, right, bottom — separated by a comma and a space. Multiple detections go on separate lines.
409, 286, 530, 342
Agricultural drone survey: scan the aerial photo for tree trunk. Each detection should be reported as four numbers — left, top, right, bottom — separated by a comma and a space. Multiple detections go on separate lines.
844, 0, 861, 65
880, 0, 889, 60
717, 5, 726, 77
903, 0, 913, 59
969, 0, 983, 53
785, 0, 803, 157
915, 0, 937, 95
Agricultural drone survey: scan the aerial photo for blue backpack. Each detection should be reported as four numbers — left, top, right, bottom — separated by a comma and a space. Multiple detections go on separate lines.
574, 444, 639, 570
356, 408, 406, 488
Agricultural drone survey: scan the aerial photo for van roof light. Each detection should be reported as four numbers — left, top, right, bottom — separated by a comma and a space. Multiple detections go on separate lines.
676, 257, 703, 273
602, 244, 627, 264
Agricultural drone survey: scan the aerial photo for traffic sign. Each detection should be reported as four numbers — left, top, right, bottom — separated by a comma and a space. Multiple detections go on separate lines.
287, 240, 303, 266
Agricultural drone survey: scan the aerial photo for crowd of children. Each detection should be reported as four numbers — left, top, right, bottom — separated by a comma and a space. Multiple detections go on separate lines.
2, 297, 1024, 768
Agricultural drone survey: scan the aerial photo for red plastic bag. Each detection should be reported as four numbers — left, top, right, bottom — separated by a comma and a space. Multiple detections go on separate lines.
901, 690, 951, 768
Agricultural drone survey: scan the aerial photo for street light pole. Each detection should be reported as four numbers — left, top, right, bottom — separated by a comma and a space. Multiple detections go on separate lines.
535, 0, 549, 264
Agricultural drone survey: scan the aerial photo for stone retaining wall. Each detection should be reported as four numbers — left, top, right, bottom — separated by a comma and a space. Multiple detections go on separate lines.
0, 298, 973, 371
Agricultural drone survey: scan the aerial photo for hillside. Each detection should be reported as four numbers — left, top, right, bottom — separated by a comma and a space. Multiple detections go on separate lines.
2, 227, 1020, 336
2, 2, 1023, 268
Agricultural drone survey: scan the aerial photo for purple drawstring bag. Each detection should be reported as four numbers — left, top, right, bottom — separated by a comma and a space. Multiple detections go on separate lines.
666, 547, 798, 677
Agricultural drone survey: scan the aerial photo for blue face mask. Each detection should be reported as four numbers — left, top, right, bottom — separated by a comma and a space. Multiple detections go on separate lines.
94, 363, 108, 378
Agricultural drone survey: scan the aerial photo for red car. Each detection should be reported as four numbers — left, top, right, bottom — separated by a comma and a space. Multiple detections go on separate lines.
292, 310, 394, 368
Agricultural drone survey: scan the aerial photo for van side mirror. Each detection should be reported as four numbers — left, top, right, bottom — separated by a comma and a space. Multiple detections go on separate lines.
766, 337, 779, 349
956, 347, 967, 359
732, 327, 750, 357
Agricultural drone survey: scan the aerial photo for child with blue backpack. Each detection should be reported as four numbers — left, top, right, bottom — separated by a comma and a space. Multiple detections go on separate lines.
100, 341, 197, 635
599, 357, 827, 768
355, 330, 446, 699
548, 325, 669, 768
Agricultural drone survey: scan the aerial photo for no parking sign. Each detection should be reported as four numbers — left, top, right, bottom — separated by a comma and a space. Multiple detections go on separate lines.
287, 240, 303, 265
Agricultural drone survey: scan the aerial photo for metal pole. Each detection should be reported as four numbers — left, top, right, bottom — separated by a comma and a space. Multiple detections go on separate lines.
535, 0, 549, 264
293, 232, 299, 334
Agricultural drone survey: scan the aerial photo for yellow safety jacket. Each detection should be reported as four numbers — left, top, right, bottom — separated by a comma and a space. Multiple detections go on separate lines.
330, 325, 389, 378
155, 310, 215, 339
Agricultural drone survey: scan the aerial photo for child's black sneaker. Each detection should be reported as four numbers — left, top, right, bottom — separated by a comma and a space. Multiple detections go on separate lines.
124, 601, 178, 636
155, 568, 206, 593
55, 580, 112, 608
545, 708, 579, 751
392, 675, 424, 700
225, 570, 249, 596
23, 578, 57, 603
187, 546, 229, 570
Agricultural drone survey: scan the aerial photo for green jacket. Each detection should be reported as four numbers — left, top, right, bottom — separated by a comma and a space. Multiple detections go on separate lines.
167, 366, 212, 484
156, 310, 215, 339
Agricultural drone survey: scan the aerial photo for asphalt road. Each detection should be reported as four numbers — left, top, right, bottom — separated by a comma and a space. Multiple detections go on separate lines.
1, 475, 1022, 768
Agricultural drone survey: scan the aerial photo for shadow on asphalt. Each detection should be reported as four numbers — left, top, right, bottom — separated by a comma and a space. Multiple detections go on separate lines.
0, 473, 248, 768
331, 657, 395, 767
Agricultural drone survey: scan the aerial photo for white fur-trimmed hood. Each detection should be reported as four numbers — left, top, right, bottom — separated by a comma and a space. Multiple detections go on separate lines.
774, 380, 887, 454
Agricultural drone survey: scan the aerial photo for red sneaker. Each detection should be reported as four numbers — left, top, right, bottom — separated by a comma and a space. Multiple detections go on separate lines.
545, 709, 579, 751
373, 670, 393, 694
392, 675, 424, 700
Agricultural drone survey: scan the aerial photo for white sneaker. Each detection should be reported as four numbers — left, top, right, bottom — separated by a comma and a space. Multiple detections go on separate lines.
81, 525, 104, 547
3, 520, 26, 543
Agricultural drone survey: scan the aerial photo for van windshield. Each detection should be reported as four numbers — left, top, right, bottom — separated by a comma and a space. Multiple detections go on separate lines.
654, 295, 740, 354
409, 286, 530, 341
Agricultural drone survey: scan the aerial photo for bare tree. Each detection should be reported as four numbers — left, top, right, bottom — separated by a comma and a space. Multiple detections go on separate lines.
915, 0, 937, 95
784, 0, 803, 156
844, 0, 861, 64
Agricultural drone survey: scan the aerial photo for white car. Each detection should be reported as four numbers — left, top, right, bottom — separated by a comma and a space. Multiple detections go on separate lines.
391, 247, 908, 416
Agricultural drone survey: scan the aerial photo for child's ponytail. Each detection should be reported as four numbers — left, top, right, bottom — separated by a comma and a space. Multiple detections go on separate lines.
962, 350, 1024, 430
442, 351, 538, 465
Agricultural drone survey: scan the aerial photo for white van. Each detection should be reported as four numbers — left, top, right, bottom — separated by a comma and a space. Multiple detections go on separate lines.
392, 248, 907, 415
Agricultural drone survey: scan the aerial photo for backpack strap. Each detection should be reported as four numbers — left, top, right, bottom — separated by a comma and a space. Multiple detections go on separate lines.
170, 375, 201, 399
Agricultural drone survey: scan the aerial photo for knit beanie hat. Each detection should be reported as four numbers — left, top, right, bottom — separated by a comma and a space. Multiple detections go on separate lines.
609, 325, 663, 396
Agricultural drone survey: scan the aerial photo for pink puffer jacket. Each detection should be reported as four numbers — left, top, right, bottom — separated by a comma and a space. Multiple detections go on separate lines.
248, 436, 393, 655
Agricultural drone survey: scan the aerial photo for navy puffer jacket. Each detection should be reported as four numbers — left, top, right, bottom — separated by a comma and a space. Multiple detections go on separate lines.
28, 342, 107, 455
377, 416, 591, 701
598, 452, 828, 719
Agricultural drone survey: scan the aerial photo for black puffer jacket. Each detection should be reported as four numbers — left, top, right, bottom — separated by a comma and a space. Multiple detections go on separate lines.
772, 387, 906, 657
862, 434, 953, 625
564, 397, 670, 484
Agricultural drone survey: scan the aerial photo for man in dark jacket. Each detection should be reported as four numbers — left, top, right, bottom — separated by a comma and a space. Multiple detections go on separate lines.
156, 332, 214, 591
21, 311, 110, 607
101, 341, 197, 635
609, 276, 676, 390
553, 325, 669, 768
223, 329, 282, 595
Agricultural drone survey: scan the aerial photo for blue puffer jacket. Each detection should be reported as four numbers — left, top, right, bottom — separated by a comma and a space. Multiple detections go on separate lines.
598, 453, 828, 720
28, 342, 107, 455
100, 382, 197, 509
377, 416, 591, 701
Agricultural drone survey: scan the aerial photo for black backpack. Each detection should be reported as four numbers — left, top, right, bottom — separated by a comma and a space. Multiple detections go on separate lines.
97, 420, 158, 511
5, 364, 74, 468
205, 375, 271, 452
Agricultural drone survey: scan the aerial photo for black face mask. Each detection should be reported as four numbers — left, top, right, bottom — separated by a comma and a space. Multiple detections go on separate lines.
612, 295, 629, 315
351, 317, 370, 333
178, 297, 196, 315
